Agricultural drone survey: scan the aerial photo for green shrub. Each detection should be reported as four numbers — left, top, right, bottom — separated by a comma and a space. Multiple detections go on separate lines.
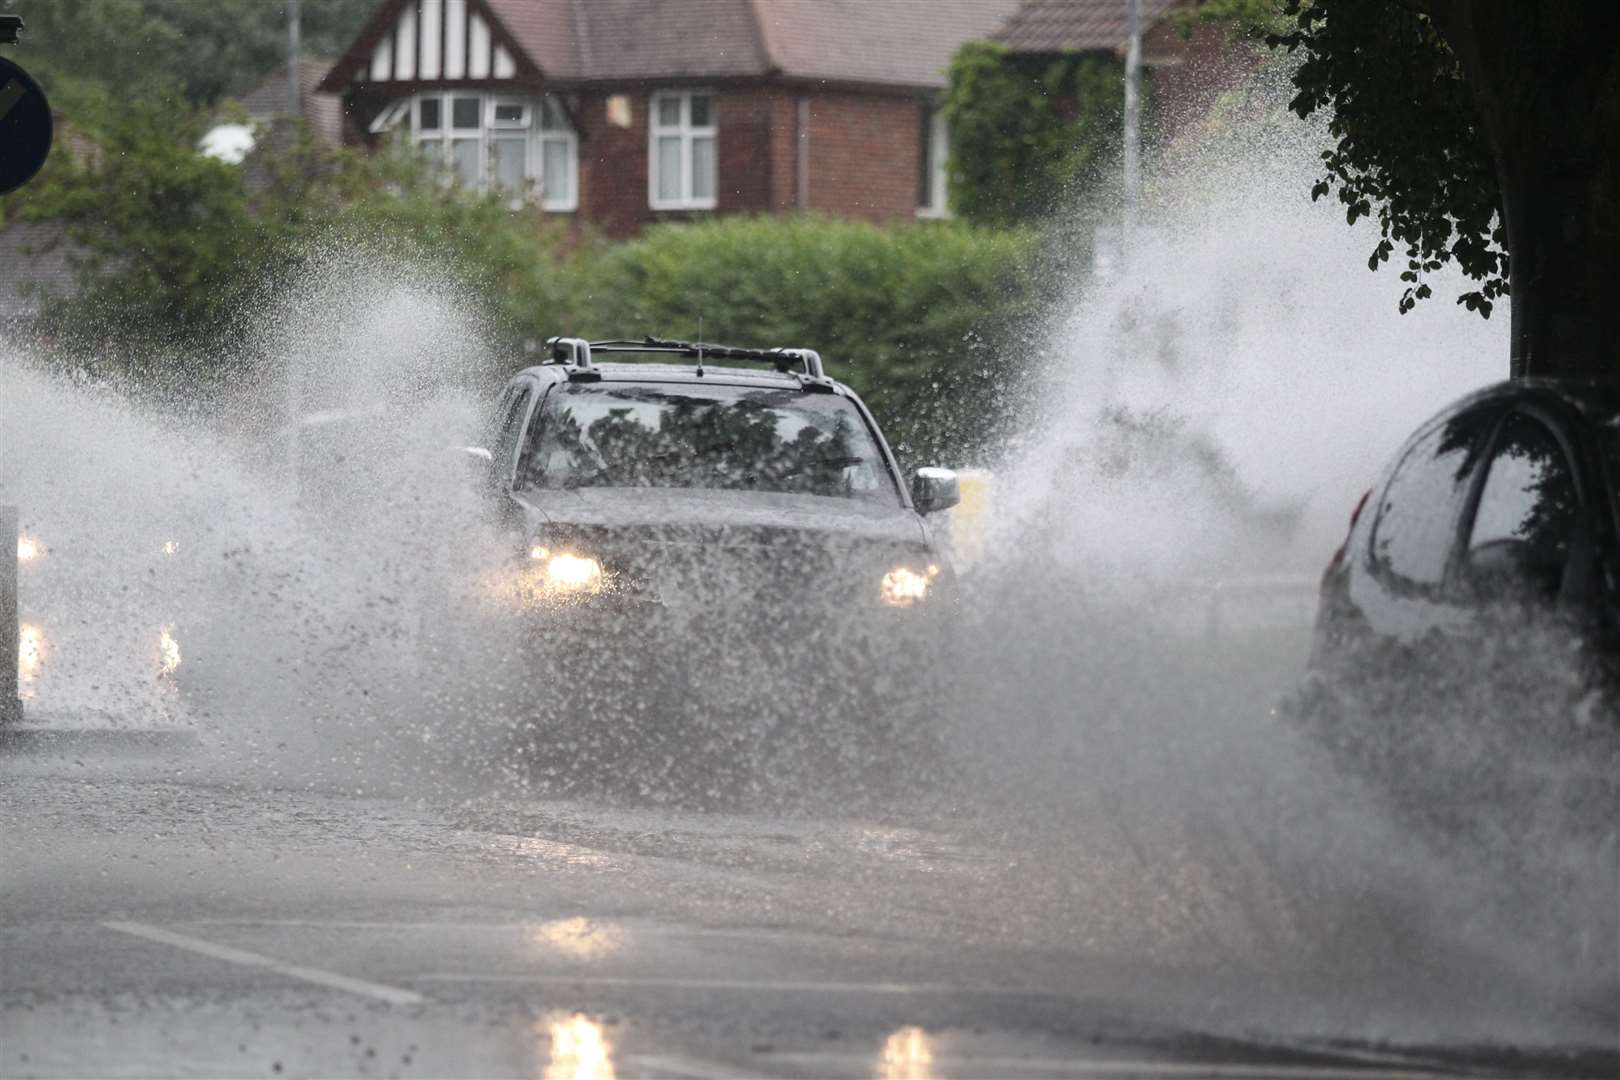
943, 41, 1132, 226
536, 214, 1046, 462
12, 99, 1048, 460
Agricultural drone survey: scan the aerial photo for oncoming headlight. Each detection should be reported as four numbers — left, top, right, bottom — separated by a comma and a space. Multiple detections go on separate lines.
880, 564, 939, 607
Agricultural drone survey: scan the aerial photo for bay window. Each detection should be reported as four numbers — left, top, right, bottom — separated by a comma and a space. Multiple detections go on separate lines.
649, 91, 717, 211
404, 92, 578, 210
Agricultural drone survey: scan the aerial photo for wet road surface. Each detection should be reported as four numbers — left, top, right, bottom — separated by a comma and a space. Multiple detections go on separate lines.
1, 732, 1615, 1080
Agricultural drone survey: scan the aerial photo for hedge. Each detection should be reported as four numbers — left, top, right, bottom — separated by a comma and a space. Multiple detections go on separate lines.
531, 215, 1046, 462
11, 93, 1049, 462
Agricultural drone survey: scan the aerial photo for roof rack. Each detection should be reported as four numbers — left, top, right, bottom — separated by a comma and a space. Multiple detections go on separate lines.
545, 335, 827, 380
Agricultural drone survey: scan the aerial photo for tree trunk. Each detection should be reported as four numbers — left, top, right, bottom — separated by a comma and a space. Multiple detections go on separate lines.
1429, 1, 1620, 383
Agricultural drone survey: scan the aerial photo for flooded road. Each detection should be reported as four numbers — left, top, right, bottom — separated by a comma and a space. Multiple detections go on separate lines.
3, 128, 1617, 1078
3, 734, 1613, 1079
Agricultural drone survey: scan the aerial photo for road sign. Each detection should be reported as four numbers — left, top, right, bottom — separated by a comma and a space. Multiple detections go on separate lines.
0, 56, 52, 195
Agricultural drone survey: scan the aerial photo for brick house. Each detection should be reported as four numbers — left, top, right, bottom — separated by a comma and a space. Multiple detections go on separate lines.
317, 0, 1020, 237
995, 0, 1258, 139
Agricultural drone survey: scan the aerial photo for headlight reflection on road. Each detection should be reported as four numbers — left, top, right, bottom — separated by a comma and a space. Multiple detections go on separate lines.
157, 626, 182, 676
878, 1026, 935, 1080
17, 623, 45, 696
526, 917, 626, 962
541, 1013, 616, 1080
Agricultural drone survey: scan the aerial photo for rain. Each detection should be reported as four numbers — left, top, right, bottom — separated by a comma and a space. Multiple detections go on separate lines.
1, 4, 1616, 1078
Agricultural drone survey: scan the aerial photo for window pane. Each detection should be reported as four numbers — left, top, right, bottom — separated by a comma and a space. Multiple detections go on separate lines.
656, 135, 682, 201
928, 110, 948, 211
689, 93, 713, 128
1372, 411, 1494, 586
452, 96, 481, 129
917, 107, 933, 207
539, 96, 566, 132
419, 96, 441, 131
1467, 414, 1579, 597
452, 137, 481, 185
691, 135, 715, 201
542, 138, 571, 204
493, 137, 526, 191
495, 387, 532, 469
493, 101, 525, 124
657, 96, 680, 128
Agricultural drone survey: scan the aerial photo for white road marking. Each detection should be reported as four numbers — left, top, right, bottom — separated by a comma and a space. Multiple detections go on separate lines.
764, 1052, 1455, 1079
102, 921, 424, 1006
191, 918, 848, 943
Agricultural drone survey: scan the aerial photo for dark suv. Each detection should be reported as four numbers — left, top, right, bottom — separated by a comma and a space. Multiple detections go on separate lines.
1292, 379, 1619, 829
429, 337, 961, 782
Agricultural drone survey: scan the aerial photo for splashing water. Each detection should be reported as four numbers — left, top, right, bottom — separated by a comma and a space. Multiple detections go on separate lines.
0, 256, 492, 774
947, 88, 1615, 1047
0, 106, 1612, 1058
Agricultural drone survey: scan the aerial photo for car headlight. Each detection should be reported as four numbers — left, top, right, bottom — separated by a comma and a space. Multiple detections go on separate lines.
16, 535, 42, 561
535, 549, 604, 594
880, 564, 939, 607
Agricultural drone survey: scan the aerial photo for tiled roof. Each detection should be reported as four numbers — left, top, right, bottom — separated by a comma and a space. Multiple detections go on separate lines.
995, 0, 1183, 54
754, 0, 1022, 89
483, 0, 583, 79
558, 0, 771, 82
238, 58, 344, 144
0, 222, 80, 324
326, 0, 1022, 92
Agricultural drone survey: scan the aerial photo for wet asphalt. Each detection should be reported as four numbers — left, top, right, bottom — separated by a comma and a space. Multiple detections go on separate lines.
1, 727, 1616, 1080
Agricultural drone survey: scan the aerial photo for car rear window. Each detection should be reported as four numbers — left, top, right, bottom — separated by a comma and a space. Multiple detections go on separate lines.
520, 383, 900, 503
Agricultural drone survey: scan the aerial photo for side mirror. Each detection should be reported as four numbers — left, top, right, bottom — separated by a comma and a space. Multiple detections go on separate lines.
459, 446, 497, 490
911, 467, 960, 515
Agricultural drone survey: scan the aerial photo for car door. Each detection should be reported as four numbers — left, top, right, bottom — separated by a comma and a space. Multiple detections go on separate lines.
1446, 406, 1611, 691
1455, 409, 1585, 607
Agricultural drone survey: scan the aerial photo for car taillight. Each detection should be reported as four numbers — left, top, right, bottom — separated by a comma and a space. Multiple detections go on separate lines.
1327, 488, 1372, 574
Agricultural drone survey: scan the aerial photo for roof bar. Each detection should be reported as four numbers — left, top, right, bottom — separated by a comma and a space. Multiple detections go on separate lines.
545, 336, 594, 367
573, 337, 826, 379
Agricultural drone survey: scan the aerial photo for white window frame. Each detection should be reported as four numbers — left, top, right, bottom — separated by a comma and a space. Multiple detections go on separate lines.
402, 92, 577, 211
488, 95, 532, 200
489, 97, 530, 129
648, 90, 717, 211
445, 92, 484, 187
916, 105, 950, 218
536, 96, 578, 212
370, 98, 411, 135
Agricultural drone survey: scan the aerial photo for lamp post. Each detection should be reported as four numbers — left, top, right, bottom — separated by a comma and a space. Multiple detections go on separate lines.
283, 0, 304, 488
3, 506, 19, 724
286, 0, 301, 119
1122, 0, 1142, 241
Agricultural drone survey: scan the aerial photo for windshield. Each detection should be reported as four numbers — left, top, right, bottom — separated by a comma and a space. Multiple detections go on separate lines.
520, 382, 900, 503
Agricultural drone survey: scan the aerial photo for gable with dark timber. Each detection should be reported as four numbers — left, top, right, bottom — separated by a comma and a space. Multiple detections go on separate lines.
319, 0, 543, 95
